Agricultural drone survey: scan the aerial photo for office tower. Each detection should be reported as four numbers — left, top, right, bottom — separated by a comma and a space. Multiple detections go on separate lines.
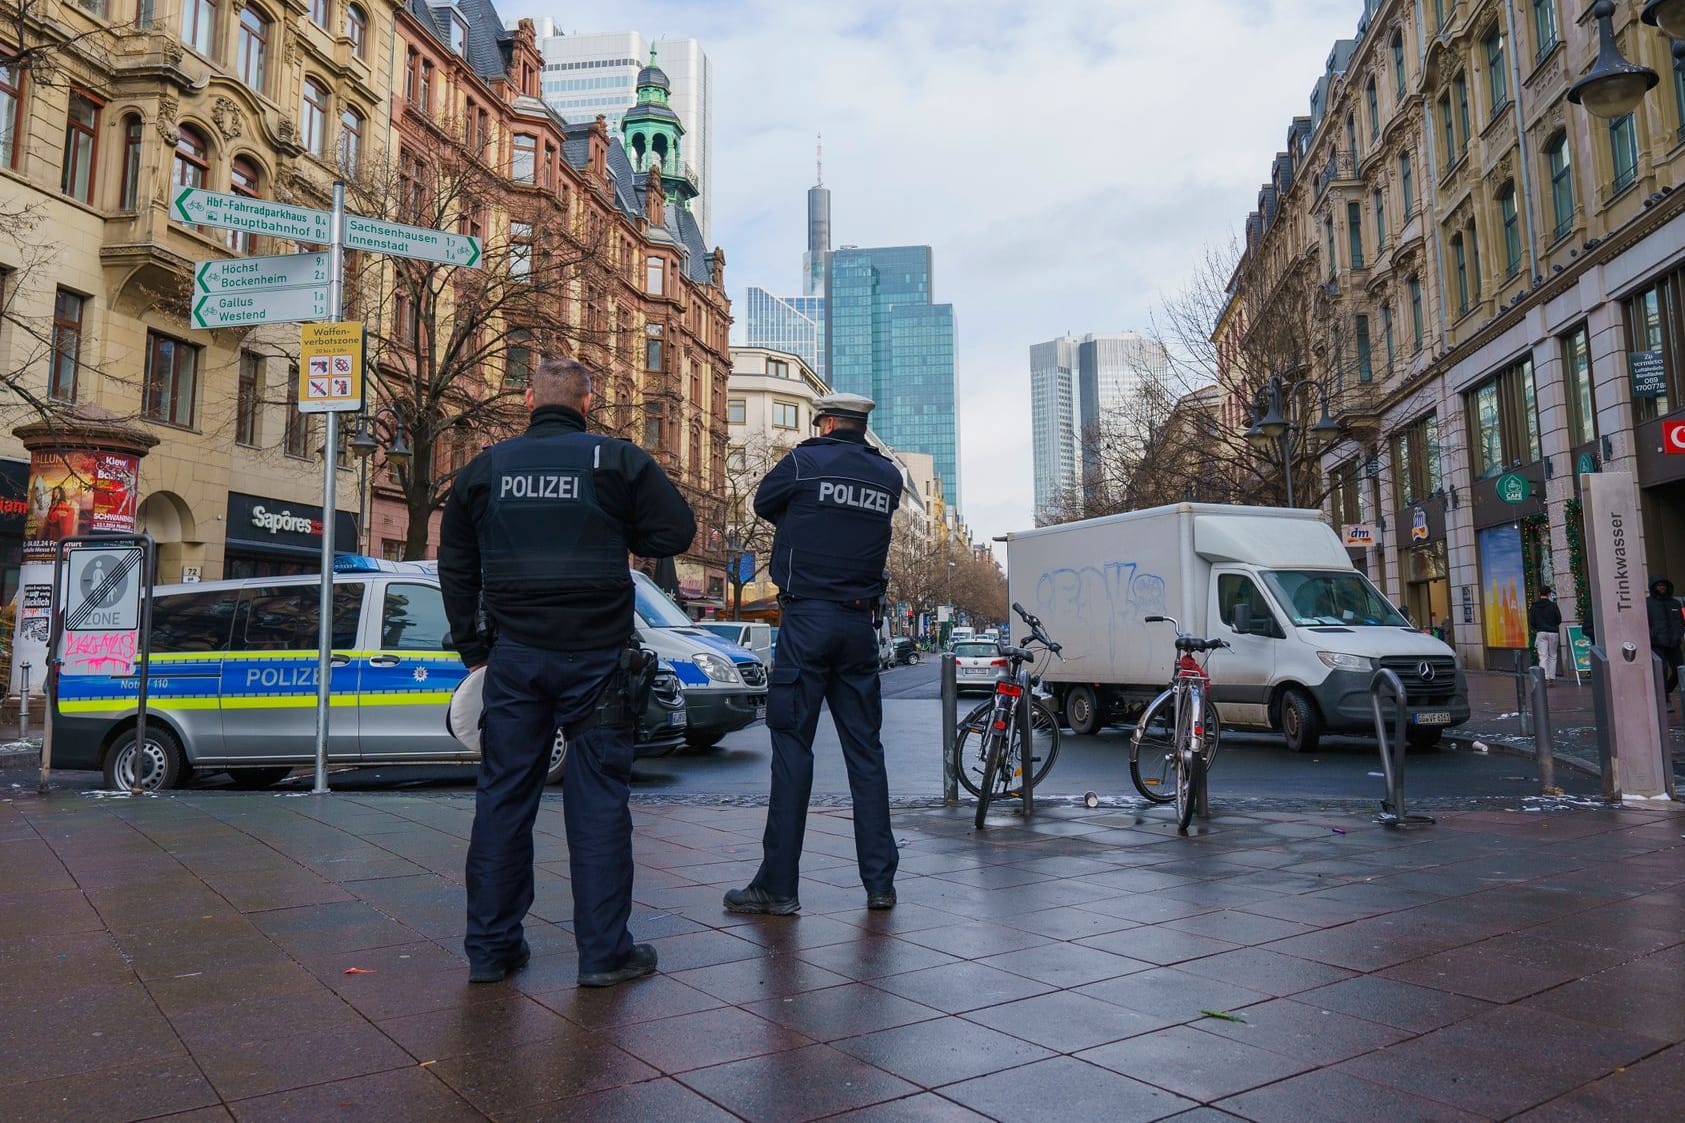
803, 141, 830, 297
743, 288, 826, 382
1030, 332, 1170, 516
826, 246, 958, 505
528, 22, 714, 240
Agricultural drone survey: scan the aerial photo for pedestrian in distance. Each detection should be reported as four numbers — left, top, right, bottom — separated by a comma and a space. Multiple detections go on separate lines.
1647, 576, 1683, 710
439, 355, 696, 987
725, 393, 903, 917
1529, 587, 1562, 683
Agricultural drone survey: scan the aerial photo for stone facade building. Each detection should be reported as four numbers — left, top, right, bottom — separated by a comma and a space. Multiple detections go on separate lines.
1223, 0, 1685, 670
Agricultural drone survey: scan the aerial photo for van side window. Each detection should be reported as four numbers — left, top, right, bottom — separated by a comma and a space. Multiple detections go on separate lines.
150, 590, 239, 653
235, 584, 364, 651
381, 583, 451, 651
1218, 574, 1282, 638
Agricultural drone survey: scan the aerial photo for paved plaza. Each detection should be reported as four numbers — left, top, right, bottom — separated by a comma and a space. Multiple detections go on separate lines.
1, 783, 1681, 1121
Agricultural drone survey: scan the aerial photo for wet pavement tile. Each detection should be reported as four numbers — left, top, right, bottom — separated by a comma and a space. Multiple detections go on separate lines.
227, 1064, 483, 1122
0, 888, 108, 937
1162, 909, 1316, 946
996, 904, 1139, 941
897, 920, 1052, 959
671, 952, 853, 1004
378, 995, 576, 1061
939, 1055, 1197, 1122
793, 934, 961, 981
601, 1004, 812, 1073
831, 1015, 1055, 1087
822, 1092, 993, 1121
1170, 946, 1357, 998
1075, 965, 1274, 1024
978, 940, 1153, 987
640, 927, 769, 972
1259, 922, 1453, 973
1074, 894, 1222, 925
528, 973, 726, 1029
1333, 1004, 1669, 1118
677, 1042, 920, 1123
725, 912, 872, 952
7, 1055, 221, 1121
338, 875, 467, 939
85, 883, 242, 931
1216, 1066, 1485, 1122
0, 981, 189, 1082
864, 959, 1056, 1015
1511, 1043, 1685, 1121
963, 988, 1176, 1052
429, 1032, 658, 1115
1377, 933, 1632, 1003
189, 1020, 414, 1101
742, 980, 941, 1041
248, 900, 426, 957
296, 940, 508, 1022
522, 1075, 741, 1122
1190, 996, 1409, 1065
1078, 1023, 1317, 1102
1517, 957, 1685, 1043
1291, 974, 1497, 1035
1076, 924, 1240, 966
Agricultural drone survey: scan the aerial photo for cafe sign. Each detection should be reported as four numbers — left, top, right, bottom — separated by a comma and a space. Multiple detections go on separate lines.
1496, 472, 1532, 504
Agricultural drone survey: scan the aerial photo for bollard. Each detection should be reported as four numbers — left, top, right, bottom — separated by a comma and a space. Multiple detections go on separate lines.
940, 652, 958, 804
1652, 653, 1680, 800
1588, 646, 1620, 801
1018, 665, 1033, 819
1513, 650, 1531, 737
18, 663, 29, 743
1528, 667, 1557, 795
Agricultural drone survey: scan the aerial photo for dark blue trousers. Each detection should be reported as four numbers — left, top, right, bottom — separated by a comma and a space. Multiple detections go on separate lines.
752, 599, 897, 898
465, 639, 635, 974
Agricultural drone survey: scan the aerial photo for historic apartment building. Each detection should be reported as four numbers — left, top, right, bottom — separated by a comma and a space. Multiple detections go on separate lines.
0, 0, 403, 592
1222, 0, 1685, 671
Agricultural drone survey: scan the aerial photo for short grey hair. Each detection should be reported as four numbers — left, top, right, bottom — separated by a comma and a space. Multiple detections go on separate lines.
530, 355, 593, 410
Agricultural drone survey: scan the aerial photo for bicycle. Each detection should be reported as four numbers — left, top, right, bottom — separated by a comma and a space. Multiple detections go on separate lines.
954, 602, 1063, 827
1128, 615, 1228, 833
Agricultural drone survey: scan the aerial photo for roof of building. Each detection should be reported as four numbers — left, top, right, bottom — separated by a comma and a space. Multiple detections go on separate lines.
411, 0, 507, 82
636, 50, 672, 93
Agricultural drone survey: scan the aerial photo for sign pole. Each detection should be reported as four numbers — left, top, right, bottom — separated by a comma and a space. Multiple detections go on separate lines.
312, 182, 347, 795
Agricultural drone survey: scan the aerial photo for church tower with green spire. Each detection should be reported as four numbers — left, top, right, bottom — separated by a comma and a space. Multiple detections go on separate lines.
621, 47, 698, 208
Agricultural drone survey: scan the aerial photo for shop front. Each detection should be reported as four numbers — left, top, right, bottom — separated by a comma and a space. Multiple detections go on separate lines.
224, 492, 359, 580
0, 459, 28, 608
1469, 463, 1550, 669
1396, 497, 1450, 641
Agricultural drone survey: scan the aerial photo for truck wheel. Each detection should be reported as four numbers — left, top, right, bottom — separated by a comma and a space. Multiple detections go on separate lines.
1280, 690, 1322, 754
103, 726, 186, 792
1064, 685, 1102, 736
1406, 728, 1444, 751
545, 730, 569, 785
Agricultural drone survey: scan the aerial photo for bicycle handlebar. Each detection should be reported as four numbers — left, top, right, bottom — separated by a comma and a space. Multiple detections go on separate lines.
1010, 602, 1063, 658
1144, 614, 1228, 653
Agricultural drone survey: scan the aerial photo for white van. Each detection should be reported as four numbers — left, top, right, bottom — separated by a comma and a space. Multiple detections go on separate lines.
1004, 503, 1469, 752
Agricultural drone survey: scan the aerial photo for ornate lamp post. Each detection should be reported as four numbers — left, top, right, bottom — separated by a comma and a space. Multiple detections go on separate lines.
349, 407, 412, 554
1244, 373, 1342, 509
1568, 0, 1659, 117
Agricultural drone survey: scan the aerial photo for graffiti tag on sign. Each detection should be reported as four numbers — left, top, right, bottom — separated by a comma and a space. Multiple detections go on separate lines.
62, 630, 139, 676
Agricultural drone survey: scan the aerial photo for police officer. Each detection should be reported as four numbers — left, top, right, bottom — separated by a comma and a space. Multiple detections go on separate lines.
725, 393, 902, 915
439, 355, 695, 986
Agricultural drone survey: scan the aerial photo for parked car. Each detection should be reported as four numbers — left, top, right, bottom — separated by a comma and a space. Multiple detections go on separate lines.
692, 620, 774, 664
891, 636, 921, 666
631, 572, 768, 749
53, 557, 688, 791
952, 640, 1006, 693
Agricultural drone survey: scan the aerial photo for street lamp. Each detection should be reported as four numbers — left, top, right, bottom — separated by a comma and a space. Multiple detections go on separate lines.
1568, 0, 1659, 118
1643, 0, 1685, 40
350, 406, 412, 553
1245, 372, 1341, 509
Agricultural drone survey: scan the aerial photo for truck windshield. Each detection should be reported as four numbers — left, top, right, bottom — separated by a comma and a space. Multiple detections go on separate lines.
1263, 570, 1409, 628
632, 572, 695, 629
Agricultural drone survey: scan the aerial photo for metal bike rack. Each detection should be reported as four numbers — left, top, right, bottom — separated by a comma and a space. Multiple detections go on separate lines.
1369, 669, 1434, 828
940, 651, 958, 804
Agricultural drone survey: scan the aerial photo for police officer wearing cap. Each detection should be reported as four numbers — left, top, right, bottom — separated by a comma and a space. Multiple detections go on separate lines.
726, 393, 902, 916
439, 355, 695, 987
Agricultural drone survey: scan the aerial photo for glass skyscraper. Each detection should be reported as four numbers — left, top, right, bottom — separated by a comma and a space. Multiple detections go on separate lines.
743, 288, 825, 382
826, 246, 958, 504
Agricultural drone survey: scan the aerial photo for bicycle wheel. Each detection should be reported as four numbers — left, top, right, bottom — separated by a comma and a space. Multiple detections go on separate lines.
1004, 700, 1061, 794
952, 700, 998, 798
1178, 740, 1204, 834
1174, 689, 1197, 832
974, 728, 1004, 828
1130, 688, 1221, 803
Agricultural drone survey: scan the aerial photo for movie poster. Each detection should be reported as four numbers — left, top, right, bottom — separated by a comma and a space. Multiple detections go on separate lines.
21, 451, 139, 562
1477, 525, 1528, 649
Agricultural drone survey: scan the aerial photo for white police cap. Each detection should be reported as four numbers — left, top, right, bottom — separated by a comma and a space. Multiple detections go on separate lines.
812, 393, 876, 423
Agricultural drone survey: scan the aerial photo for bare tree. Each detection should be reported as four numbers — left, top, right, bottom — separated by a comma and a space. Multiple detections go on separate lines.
721, 434, 784, 617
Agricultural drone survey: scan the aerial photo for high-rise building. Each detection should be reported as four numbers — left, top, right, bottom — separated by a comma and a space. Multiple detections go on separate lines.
526, 22, 714, 240
803, 144, 831, 297
1029, 332, 1170, 518
826, 246, 958, 505
743, 289, 826, 382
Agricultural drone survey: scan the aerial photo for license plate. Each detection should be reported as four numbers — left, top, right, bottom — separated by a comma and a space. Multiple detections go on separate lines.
667, 712, 685, 727
962, 668, 990, 676
1412, 711, 1452, 726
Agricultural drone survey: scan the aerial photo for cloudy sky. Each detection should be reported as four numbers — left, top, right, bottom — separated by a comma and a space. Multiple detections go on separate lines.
507, 0, 1362, 543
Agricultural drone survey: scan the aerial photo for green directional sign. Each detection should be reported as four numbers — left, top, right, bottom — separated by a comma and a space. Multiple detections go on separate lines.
344, 214, 482, 267
195, 252, 330, 294
192, 286, 330, 330
173, 187, 332, 243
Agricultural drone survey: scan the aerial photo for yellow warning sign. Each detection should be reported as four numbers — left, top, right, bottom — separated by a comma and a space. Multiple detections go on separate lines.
297, 321, 365, 414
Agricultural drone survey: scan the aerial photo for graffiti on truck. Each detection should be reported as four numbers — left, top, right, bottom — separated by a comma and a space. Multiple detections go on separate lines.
1035, 562, 1166, 664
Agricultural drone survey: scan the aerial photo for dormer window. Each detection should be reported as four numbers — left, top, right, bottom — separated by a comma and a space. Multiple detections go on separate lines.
451, 14, 468, 56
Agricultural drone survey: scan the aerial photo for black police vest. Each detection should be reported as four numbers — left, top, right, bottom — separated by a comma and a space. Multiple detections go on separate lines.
770, 439, 899, 601
479, 432, 626, 593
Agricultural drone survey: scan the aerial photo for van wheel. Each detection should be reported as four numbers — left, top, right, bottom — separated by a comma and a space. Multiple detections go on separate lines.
103, 727, 186, 792
1280, 690, 1322, 754
1406, 728, 1444, 751
545, 730, 569, 785
227, 767, 294, 790
1064, 685, 1102, 736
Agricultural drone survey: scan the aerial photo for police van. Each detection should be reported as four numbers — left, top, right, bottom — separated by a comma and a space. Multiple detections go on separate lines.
53, 557, 687, 790
630, 571, 768, 749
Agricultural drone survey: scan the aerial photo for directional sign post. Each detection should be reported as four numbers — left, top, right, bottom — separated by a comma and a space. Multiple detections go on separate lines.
173, 187, 333, 243
196, 252, 331, 294
345, 214, 482, 267
193, 286, 330, 329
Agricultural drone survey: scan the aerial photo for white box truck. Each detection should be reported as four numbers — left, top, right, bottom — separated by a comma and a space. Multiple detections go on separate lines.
1004, 503, 1468, 753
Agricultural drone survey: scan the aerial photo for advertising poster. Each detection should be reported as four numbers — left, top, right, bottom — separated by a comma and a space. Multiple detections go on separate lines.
21, 451, 139, 562
1477, 524, 1528, 649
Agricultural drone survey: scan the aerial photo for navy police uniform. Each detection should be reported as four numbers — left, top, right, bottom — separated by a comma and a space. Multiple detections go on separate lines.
439, 403, 695, 980
737, 394, 903, 908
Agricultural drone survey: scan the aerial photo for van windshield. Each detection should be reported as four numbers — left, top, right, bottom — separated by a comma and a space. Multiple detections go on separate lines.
632, 572, 694, 629
1263, 570, 1409, 628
